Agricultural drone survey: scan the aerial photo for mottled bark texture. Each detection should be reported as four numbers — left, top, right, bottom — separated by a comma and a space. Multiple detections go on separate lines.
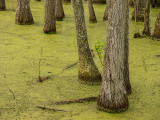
43, 0, 56, 34
15, 0, 34, 25
72, 0, 102, 85
88, 0, 97, 23
103, 4, 108, 20
97, 0, 129, 112
152, 11, 160, 39
0, 0, 6, 11
93, 0, 106, 4
55, 0, 65, 21
131, 0, 146, 22
143, 0, 151, 36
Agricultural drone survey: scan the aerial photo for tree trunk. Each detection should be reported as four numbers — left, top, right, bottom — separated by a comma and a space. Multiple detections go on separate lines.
129, 0, 134, 7
124, 0, 132, 94
152, 10, 160, 39
131, 0, 146, 22
63, 0, 71, 3
103, 4, 108, 20
97, 0, 129, 112
15, 0, 34, 25
72, 0, 102, 85
88, 0, 97, 23
142, 0, 150, 36
0, 0, 5, 11
43, 0, 56, 34
93, 0, 106, 4
55, 0, 65, 21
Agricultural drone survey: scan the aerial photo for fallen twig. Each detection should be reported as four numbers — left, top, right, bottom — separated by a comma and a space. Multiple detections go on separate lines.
36, 106, 66, 112
8, 88, 15, 100
50, 96, 97, 105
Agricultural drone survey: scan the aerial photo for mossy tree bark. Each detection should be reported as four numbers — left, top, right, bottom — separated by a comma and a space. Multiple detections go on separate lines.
0, 0, 5, 11
152, 10, 160, 39
103, 4, 108, 20
131, 0, 146, 22
93, 0, 106, 4
88, 0, 97, 23
97, 0, 129, 112
15, 0, 34, 25
142, 0, 151, 36
72, 0, 102, 85
43, 0, 56, 34
55, 0, 65, 21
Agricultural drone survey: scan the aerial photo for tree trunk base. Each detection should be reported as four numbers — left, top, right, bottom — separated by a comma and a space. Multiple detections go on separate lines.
89, 19, 97, 23
134, 32, 141, 38
78, 74, 102, 85
43, 29, 56, 34
97, 104, 128, 113
15, 21, 34, 25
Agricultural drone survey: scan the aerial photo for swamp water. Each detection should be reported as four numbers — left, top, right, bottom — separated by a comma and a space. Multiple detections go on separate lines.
0, 0, 160, 120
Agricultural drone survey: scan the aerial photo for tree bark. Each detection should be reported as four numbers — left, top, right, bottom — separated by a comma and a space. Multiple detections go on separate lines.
93, 0, 106, 4
88, 0, 97, 23
55, 0, 65, 21
97, 0, 129, 112
43, 0, 56, 34
152, 10, 160, 39
131, 0, 146, 22
72, 0, 102, 85
103, 4, 108, 20
124, 0, 132, 94
142, 0, 151, 36
0, 0, 5, 11
15, 0, 34, 25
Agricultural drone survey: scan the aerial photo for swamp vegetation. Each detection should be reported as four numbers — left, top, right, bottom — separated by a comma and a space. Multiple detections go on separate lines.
0, 0, 160, 119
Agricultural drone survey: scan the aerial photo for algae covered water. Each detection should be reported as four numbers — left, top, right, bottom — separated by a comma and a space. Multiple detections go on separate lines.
0, 0, 160, 119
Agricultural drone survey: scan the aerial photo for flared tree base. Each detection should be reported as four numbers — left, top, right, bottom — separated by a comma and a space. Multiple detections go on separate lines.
78, 73, 101, 85
142, 30, 151, 36
97, 95, 129, 113
103, 17, 108, 21
97, 104, 128, 113
89, 19, 97, 23
134, 32, 141, 38
15, 21, 34, 25
0, 7, 6, 11
43, 29, 56, 34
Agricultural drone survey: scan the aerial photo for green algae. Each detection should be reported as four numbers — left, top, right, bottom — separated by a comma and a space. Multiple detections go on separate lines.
0, 0, 160, 120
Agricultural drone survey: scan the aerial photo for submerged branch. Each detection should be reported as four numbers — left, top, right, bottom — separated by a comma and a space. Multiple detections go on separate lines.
36, 106, 66, 112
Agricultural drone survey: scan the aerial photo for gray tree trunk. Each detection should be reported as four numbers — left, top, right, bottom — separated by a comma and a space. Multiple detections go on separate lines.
88, 0, 97, 23
55, 0, 65, 21
152, 10, 160, 39
43, 0, 56, 34
15, 0, 34, 25
0, 0, 5, 11
143, 0, 151, 36
72, 0, 102, 85
97, 0, 129, 112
